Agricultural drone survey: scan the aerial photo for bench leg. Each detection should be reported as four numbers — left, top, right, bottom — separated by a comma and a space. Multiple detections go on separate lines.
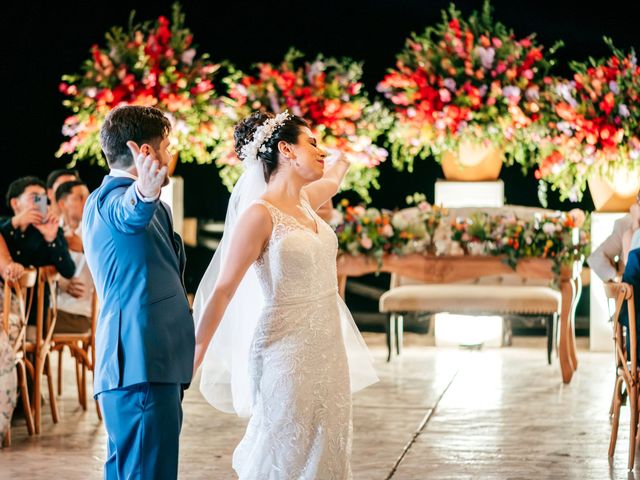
386, 313, 397, 362
546, 313, 558, 365
546, 314, 553, 365
396, 314, 404, 356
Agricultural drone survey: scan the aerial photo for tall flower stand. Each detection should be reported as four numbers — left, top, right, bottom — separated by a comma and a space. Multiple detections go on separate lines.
160, 176, 184, 237
432, 178, 505, 347
434, 180, 505, 208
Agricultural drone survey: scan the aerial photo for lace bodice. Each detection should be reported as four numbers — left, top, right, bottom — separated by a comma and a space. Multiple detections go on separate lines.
254, 199, 339, 305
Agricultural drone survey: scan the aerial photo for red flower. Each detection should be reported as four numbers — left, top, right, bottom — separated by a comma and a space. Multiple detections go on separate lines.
598, 92, 615, 116
448, 18, 461, 35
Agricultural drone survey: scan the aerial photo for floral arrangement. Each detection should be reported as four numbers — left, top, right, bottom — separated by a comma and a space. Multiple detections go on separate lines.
223, 48, 393, 201
451, 212, 497, 255
331, 199, 396, 264
534, 38, 640, 202
57, 4, 235, 167
391, 193, 448, 254
377, 1, 560, 172
333, 197, 590, 280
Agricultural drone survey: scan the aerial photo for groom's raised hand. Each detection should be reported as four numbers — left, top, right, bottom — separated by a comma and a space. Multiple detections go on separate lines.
127, 141, 168, 200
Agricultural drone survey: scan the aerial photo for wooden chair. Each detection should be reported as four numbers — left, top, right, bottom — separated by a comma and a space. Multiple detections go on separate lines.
1, 268, 37, 446
607, 282, 640, 471
52, 290, 101, 419
23, 266, 60, 434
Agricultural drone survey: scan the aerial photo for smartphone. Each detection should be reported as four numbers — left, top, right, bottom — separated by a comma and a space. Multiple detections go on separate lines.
33, 194, 48, 220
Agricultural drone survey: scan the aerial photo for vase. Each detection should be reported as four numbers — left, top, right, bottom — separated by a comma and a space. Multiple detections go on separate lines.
441, 141, 503, 181
588, 165, 640, 212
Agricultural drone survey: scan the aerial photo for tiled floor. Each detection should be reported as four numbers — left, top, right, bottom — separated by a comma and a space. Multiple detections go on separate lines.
0, 334, 633, 479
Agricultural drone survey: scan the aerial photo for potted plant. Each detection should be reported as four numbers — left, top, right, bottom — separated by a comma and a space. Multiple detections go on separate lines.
378, 1, 560, 181
535, 39, 640, 211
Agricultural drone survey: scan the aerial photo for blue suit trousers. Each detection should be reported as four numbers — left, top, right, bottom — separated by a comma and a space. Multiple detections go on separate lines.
98, 383, 183, 480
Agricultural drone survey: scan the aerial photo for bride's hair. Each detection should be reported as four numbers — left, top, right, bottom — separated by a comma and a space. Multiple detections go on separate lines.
234, 111, 309, 181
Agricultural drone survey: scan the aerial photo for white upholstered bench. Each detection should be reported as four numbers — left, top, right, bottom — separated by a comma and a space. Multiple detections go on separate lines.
379, 274, 562, 362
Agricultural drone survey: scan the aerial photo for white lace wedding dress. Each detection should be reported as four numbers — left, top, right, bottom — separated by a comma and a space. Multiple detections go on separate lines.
232, 199, 362, 479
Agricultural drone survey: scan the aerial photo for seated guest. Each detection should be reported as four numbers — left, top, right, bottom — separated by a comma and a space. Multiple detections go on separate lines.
54, 180, 93, 333
46, 169, 79, 216
1, 176, 75, 324
58, 180, 89, 254
588, 192, 640, 282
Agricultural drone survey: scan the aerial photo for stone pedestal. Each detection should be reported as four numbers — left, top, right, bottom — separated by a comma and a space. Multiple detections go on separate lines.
160, 176, 184, 237
434, 180, 504, 208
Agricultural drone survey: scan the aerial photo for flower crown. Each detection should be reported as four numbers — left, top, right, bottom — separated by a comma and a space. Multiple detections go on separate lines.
239, 110, 292, 166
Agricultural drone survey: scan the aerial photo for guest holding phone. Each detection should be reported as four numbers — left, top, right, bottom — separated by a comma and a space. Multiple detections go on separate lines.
0, 176, 75, 324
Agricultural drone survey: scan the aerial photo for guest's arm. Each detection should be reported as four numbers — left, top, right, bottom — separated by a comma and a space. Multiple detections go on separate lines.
0, 234, 23, 281
33, 213, 76, 279
45, 229, 76, 279
302, 151, 350, 211
588, 219, 626, 282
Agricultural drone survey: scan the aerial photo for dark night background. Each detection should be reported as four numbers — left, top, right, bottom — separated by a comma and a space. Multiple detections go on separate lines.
2, 0, 639, 298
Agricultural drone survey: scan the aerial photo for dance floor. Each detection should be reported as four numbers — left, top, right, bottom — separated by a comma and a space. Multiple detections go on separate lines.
1, 333, 633, 479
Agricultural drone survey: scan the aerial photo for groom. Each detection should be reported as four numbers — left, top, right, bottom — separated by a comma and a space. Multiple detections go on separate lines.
83, 105, 195, 479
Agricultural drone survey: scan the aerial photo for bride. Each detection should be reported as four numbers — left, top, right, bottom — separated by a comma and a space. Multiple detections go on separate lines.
193, 111, 378, 479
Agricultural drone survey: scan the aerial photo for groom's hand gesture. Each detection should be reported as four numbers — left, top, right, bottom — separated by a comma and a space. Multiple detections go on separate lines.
127, 141, 168, 200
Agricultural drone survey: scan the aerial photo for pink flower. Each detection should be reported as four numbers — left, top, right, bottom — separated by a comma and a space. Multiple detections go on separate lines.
568, 209, 586, 228
418, 202, 431, 212
360, 235, 373, 250
181, 48, 196, 66
382, 224, 394, 237
439, 88, 452, 103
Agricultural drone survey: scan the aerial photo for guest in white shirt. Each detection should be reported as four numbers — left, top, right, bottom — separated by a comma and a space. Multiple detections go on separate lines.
588, 192, 640, 282
54, 180, 94, 333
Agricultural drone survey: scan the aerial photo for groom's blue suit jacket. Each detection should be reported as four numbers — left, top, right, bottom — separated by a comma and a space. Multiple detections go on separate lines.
83, 176, 195, 396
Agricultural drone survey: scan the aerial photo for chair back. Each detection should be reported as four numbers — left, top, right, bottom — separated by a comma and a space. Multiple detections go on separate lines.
33, 266, 60, 357
608, 282, 637, 383
2, 268, 37, 353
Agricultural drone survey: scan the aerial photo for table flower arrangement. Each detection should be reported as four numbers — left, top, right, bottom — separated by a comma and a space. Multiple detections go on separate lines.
57, 3, 235, 167
331, 199, 396, 264
377, 1, 560, 173
223, 49, 392, 201
333, 197, 589, 281
534, 38, 640, 203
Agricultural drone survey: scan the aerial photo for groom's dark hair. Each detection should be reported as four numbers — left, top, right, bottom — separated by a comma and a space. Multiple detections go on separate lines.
100, 105, 171, 169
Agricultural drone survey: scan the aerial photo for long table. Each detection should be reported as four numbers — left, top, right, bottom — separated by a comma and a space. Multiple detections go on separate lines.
336, 254, 583, 384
